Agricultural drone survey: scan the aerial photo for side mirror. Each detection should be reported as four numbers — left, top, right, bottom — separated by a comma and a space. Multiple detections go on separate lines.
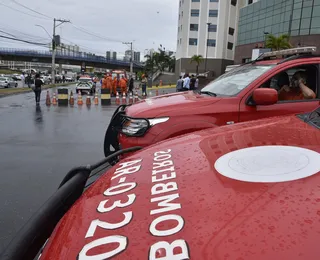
252, 88, 278, 106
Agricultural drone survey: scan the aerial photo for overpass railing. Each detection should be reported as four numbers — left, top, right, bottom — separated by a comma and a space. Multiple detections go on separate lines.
0, 48, 144, 68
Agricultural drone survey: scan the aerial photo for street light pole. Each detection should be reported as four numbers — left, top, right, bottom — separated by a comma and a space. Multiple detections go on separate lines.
205, 22, 212, 74
123, 42, 133, 76
52, 18, 70, 84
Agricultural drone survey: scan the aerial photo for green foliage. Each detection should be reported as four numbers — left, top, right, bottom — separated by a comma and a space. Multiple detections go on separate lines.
266, 34, 292, 51
190, 55, 204, 75
144, 49, 176, 76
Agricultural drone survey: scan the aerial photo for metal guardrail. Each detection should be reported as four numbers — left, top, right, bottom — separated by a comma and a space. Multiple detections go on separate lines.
0, 48, 144, 68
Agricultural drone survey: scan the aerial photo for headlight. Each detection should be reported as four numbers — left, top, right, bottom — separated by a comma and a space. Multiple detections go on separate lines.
121, 117, 169, 136
121, 118, 149, 136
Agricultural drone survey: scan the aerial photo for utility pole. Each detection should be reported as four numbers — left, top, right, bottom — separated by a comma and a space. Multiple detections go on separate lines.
123, 42, 133, 76
52, 18, 70, 84
205, 22, 212, 74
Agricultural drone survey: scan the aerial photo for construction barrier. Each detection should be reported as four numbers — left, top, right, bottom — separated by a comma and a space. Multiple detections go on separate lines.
57, 88, 68, 106
101, 89, 111, 106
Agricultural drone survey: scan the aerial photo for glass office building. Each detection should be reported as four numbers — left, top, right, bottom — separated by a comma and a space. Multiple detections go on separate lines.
235, 0, 320, 63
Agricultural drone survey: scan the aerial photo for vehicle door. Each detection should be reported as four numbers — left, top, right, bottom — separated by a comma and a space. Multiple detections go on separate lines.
239, 61, 320, 122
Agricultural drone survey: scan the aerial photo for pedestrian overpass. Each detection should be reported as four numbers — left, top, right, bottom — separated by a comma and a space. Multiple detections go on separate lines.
0, 48, 144, 71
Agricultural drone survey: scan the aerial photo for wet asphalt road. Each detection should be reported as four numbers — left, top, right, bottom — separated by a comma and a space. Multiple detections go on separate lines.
0, 83, 118, 252
0, 83, 176, 252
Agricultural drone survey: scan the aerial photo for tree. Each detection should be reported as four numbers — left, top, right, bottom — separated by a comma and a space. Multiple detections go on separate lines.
265, 34, 292, 51
190, 55, 204, 75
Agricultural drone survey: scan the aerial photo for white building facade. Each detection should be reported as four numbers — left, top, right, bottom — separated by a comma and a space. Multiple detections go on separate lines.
175, 0, 249, 77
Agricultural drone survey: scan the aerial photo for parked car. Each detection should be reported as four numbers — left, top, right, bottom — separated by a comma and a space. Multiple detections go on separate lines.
0, 76, 17, 88
3, 106, 320, 260
40, 76, 50, 85
76, 76, 95, 95
104, 46, 320, 157
12, 74, 22, 81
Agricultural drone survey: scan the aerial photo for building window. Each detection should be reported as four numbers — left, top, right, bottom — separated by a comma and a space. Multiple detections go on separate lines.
181, 25, 183, 31
180, 38, 182, 44
179, 1, 181, 7
231, 0, 237, 6
208, 24, 217, 32
192, 0, 200, 2
209, 10, 218, 17
228, 27, 235, 36
227, 42, 233, 50
190, 24, 199, 31
182, 11, 183, 17
191, 9, 200, 17
248, 0, 253, 4
189, 38, 198, 46
210, 0, 219, 2
207, 39, 216, 47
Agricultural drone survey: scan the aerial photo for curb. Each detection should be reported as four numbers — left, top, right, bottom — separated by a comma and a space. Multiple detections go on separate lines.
0, 83, 74, 98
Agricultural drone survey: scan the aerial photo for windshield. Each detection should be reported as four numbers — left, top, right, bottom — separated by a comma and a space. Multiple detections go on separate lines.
79, 78, 91, 82
0, 77, 7, 81
201, 64, 275, 96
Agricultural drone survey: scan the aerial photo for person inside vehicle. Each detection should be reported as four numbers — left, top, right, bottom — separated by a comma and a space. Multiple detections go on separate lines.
278, 71, 316, 101
272, 71, 290, 91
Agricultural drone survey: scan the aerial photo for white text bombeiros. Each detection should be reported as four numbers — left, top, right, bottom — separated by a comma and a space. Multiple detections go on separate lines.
78, 149, 189, 260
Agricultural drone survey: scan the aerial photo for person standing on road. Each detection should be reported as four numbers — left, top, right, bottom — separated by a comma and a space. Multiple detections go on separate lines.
34, 74, 43, 105
176, 76, 183, 92
140, 74, 148, 96
120, 75, 128, 94
190, 74, 196, 91
129, 77, 134, 94
195, 76, 199, 89
21, 73, 25, 88
183, 73, 190, 91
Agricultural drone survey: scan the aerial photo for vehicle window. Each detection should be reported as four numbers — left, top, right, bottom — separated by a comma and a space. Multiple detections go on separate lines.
0, 77, 6, 81
202, 64, 274, 96
264, 65, 318, 102
79, 78, 91, 82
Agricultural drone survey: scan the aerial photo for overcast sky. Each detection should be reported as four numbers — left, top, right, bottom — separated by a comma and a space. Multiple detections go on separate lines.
0, 0, 179, 58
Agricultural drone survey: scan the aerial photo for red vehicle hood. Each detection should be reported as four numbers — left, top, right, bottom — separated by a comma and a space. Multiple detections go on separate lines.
41, 115, 320, 260
126, 91, 221, 117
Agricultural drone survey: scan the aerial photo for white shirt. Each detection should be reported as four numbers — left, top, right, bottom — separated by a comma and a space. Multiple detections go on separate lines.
183, 77, 190, 89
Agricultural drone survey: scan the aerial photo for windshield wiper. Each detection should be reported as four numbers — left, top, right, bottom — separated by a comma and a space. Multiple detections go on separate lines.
200, 91, 217, 97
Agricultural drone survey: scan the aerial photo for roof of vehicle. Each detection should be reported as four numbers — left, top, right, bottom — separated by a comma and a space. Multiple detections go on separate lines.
37, 113, 320, 260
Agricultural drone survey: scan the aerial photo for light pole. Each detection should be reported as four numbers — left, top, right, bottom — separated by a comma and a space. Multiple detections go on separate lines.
205, 22, 212, 74
51, 18, 70, 84
123, 41, 133, 76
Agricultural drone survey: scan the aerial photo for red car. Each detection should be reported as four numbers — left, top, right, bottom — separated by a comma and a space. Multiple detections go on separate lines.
104, 47, 320, 158
3, 106, 320, 259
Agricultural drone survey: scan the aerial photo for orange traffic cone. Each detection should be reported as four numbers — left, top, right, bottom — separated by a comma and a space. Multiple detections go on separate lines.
116, 92, 120, 105
94, 92, 99, 105
86, 95, 91, 106
46, 90, 51, 106
69, 91, 74, 106
142, 92, 146, 99
77, 91, 83, 105
129, 92, 133, 104
134, 91, 139, 103
52, 92, 57, 105
122, 92, 126, 105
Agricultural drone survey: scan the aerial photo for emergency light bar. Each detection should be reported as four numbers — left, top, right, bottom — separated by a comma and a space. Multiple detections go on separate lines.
260, 46, 317, 59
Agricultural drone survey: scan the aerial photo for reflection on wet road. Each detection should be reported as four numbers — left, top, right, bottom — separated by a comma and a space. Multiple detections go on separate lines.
0, 84, 118, 251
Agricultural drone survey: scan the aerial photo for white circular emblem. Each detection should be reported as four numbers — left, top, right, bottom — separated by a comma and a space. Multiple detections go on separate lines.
214, 146, 320, 183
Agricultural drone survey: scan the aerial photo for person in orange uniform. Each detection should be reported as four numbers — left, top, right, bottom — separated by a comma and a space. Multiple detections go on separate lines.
102, 74, 108, 89
119, 76, 128, 95
112, 76, 118, 95
105, 74, 113, 93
